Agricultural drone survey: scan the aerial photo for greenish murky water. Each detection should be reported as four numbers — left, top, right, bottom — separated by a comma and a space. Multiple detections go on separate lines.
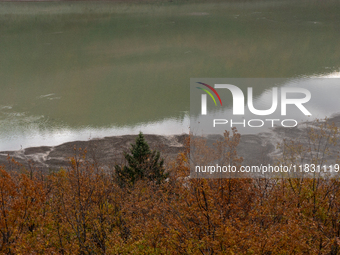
0, 0, 340, 150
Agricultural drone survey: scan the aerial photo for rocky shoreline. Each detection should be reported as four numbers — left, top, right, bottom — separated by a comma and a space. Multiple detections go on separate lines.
2, 115, 340, 171
0, 132, 276, 171
0, 134, 189, 170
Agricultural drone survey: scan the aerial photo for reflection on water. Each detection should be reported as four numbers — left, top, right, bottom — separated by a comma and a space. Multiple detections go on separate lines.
0, 1, 340, 150
0, 115, 189, 151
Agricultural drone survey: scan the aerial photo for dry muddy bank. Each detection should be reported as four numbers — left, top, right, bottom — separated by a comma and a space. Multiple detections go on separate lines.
1, 115, 340, 171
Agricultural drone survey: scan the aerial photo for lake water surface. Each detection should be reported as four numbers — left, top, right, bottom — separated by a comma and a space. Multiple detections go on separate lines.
1, 0, 340, 150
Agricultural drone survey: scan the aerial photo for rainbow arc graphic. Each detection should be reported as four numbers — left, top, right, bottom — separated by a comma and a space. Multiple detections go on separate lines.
196, 82, 222, 106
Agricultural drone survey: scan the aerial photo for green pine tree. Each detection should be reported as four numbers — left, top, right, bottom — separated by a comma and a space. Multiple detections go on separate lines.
115, 132, 168, 186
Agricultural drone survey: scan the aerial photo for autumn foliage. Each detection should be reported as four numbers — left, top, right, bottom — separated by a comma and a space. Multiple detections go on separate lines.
1, 125, 340, 254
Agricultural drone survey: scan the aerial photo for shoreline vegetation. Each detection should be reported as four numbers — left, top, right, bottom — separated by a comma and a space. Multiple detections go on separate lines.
1, 119, 340, 253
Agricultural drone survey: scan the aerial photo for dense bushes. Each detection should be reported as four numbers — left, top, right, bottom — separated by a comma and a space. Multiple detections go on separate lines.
0, 127, 340, 254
